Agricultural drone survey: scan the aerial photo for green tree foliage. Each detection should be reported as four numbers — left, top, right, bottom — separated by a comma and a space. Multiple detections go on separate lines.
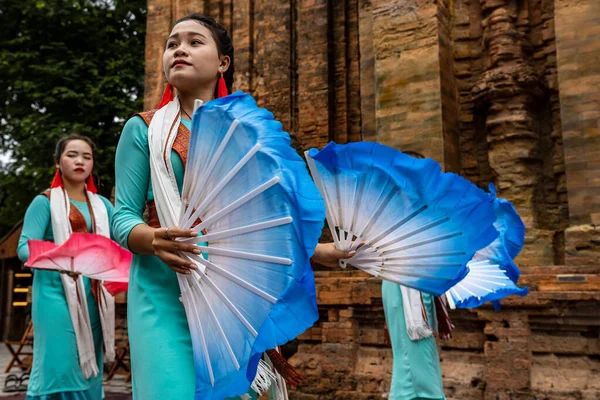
0, 0, 146, 236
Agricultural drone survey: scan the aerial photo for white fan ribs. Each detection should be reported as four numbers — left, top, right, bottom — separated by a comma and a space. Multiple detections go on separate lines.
192, 177, 280, 233
183, 143, 262, 230
304, 143, 502, 295
382, 232, 463, 253
196, 246, 291, 265
183, 217, 292, 244
377, 216, 451, 250
201, 273, 260, 337
444, 260, 518, 309
179, 277, 215, 385
178, 122, 290, 388
352, 187, 399, 248
305, 154, 342, 249
366, 205, 429, 247
181, 119, 240, 226
190, 255, 278, 303
194, 284, 241, 370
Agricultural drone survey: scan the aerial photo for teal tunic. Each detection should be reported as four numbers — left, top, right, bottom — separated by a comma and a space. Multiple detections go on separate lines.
17, 194, 114, 399
112, 116, 257, 400
382, 281, 446, 400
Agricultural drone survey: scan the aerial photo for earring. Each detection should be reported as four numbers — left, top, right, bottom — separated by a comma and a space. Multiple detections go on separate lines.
50, 169, 64, 189
217, 69, 228, 98
158, 82, 175, 108
86, 174, 98, 194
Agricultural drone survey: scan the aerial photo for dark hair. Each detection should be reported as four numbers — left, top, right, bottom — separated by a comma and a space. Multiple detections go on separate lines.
403, 150, 425, 159
54, 134, 98, 166
174, 14, 235, 98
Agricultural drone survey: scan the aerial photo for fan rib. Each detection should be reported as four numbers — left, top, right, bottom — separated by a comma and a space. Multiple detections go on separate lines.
377, 217, 451, 250
446, 292, 456, 309
179, 278, 215, 386
460, 281, 494, 293
449, 287, 463, 301
184, 143, 262, 230
192, 284, 241, 370
197, 245, 292, 266
190, 299, 215, 386
468, 260, 495, 268
183, 217, 293, 244
340, 173, 356, 249
347, 174, 368, 250
384, 251, 467, 261
378, 263, 463, 268
363, 266, 452, 281
333, 172, 345, 247
465, 277, 508, 287
192, 256, 278, 303
45, 257, 70, 272
192, 177, 280, 233
381, 231, 463, 254
201, 273, 259, 337
304, 154, 343, 249
367, 205, 428, 248
377, 270, 451, 283
182, 119, 240, 226
458, 285, 478, 298
356, 187, 398, 241
469, 271, 506, 277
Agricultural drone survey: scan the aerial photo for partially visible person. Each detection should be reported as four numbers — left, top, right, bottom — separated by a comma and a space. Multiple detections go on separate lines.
112, 13, 350, 400
381, 150, 447, 400
17, 135, 114, 400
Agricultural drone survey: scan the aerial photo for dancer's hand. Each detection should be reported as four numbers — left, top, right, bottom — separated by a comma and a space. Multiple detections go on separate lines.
311, 242, 355, 268
153, 227, 200, 274
60, 270, 79, 281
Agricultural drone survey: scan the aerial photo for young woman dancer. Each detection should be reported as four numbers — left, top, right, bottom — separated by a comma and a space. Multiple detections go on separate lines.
17, 135, 114, 400
112, 13, 348, 399
382, 150, 447, 400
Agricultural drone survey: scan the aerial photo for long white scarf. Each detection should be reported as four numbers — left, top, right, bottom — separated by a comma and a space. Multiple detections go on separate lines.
148, 98, 285, 399
49, 187, 116, 379
400, 285, 434, 341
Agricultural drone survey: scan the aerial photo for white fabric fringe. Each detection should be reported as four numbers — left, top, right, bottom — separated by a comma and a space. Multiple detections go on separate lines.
250, 359, 278, 394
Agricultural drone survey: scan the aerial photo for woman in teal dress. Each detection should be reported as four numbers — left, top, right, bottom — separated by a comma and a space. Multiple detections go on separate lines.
382, 282, 446, 400
17, 135, 114, 400
382, 149, 445, 400
112, 13, 347, 400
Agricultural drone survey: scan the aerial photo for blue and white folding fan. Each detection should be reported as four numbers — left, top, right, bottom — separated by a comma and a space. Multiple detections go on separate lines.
305, 141, 498, 296
445, 185, 528, 309
176, 92, 324, 399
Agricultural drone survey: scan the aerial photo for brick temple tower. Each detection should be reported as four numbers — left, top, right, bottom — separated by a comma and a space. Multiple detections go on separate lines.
143, 0, 600, 398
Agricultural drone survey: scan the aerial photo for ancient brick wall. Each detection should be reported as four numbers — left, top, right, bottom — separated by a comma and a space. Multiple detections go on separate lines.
452, 0, 568, 268
144, 0, 458, 161
142, 0, 600, 398
555, 0, 600, 267
144, 0, 364, 151
288, 268, 600, 400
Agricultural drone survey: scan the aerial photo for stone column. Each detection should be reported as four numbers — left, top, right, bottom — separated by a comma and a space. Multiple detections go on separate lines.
555, 0, 600, 266
368, 0, 460, 171
473, 0, 555, 266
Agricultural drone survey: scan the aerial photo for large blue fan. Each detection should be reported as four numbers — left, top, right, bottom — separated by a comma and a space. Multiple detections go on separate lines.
178, 92, 324, 399
445, 184, 528, 309
305, 141, 498, 296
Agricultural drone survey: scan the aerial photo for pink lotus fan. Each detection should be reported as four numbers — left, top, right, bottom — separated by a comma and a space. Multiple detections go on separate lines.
26, 232, 131, 283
